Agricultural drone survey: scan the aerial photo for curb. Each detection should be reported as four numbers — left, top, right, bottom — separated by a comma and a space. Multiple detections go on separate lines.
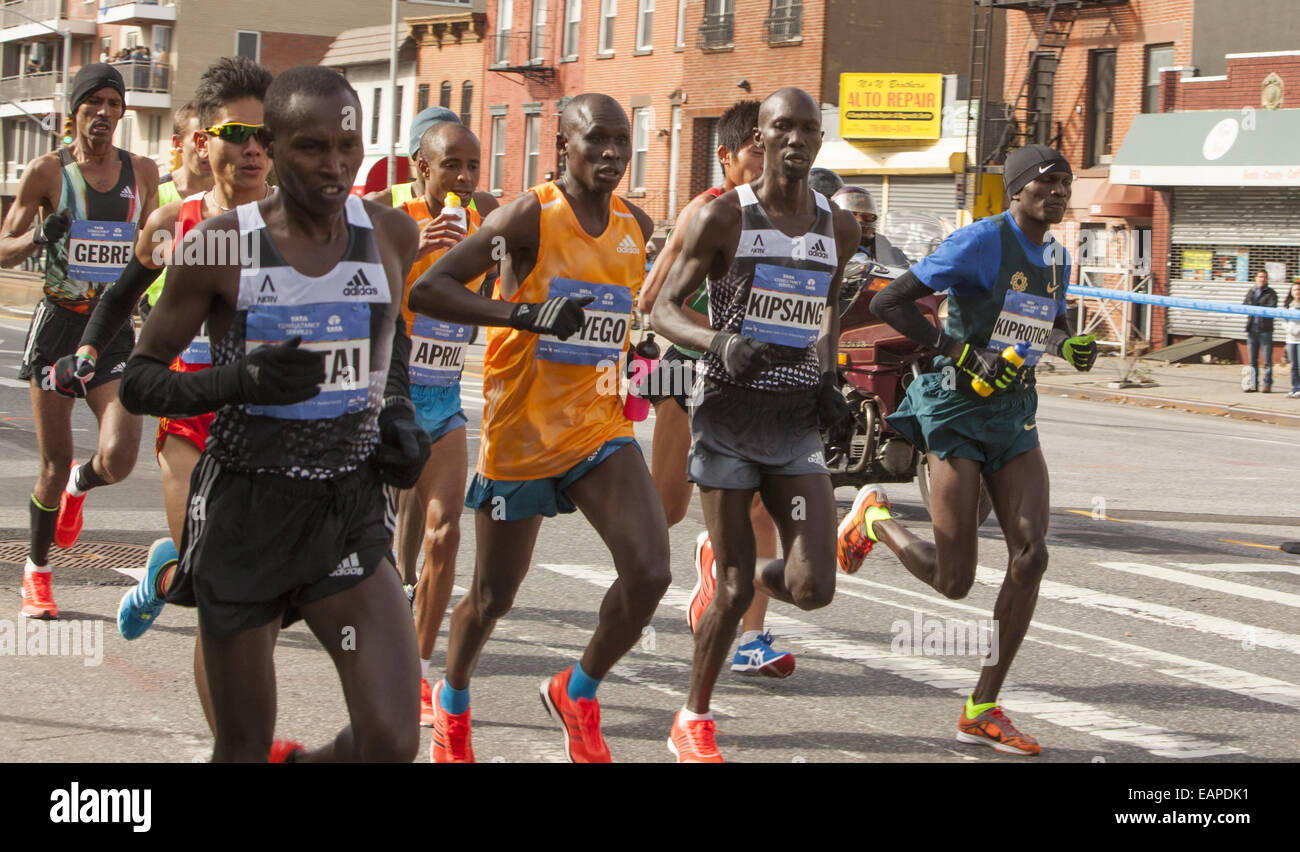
1038, 381, 1300, 427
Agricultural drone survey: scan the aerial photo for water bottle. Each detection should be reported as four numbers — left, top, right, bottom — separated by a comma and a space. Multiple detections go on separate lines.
971, 340, 1031, 397
623, 333, 661, 421
441, 191, 467, 232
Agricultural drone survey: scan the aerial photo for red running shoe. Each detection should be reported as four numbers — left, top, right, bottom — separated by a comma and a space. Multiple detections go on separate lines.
20, 571, 57, 619
54, 462, 85, 549
431, 680, 474, 763
539, 667, 612, 763
687, 532, 715, 633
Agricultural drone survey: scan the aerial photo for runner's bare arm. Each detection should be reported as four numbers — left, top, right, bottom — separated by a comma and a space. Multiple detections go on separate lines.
638, 192, 709, 314
817, 208, 860, 372
649, 198, 739, 356
364, 187, 395, 207
0, 154, 58, 267
471, 190, 499, 218
376, 205, 420, 403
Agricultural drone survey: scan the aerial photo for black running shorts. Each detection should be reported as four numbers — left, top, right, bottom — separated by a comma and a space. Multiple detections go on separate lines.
18, 298, 134, 391
170, 453, 397, 637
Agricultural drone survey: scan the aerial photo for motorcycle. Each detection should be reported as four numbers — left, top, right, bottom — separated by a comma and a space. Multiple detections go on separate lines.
824, 252, 994, 526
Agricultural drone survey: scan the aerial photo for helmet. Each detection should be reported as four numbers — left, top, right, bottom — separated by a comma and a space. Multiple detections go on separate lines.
808, 167, 844, 197
832, 185, 877, 216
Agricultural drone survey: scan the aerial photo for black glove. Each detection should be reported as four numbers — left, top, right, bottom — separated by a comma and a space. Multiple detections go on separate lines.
33, 209, 71, 245
52, 352, 95, 398
218, 335, 325, 406
1060, 333, 1097, 372
708, 331, 771, 382
817, 371, 854, 444
374, 402, 431, 488
955, 343, 1025, 394
508, 294, 594, 340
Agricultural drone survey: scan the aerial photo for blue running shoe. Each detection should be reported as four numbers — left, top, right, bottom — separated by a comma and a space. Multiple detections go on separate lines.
118, 538, 177, 640
731, 631, 795, 678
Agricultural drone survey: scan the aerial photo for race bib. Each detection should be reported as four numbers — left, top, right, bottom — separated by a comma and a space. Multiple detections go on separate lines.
244, 302, 370, 420
181, 334, 210, 367
534, 278, 632, 366
66, 220, 136, 283
409, 315, 471, 387
988, 290, 1057, 367
741, 264, 831, 348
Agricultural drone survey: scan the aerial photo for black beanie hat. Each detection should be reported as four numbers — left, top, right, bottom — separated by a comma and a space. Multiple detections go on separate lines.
1004, 144, 1072, 198
70, 63, 126, 114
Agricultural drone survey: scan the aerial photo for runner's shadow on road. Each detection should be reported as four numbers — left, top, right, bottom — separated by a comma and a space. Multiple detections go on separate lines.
1048, 517, 1249, 558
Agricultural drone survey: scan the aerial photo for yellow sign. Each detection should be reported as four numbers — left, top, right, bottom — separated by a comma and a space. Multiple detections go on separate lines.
841, 73, 943, 140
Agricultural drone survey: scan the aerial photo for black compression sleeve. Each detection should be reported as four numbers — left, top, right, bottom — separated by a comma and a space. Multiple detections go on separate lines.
119, 354, 238, 418
384, 315, 413, 404
870, 271, 948, 352
1048, 311, 1073, 356
79, 257, 163, 354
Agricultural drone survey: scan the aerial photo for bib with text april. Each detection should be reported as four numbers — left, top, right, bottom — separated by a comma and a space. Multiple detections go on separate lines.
409, 316, 471, 387
67, 220, 136, 283
988, 290, 1057, 367
741, 264, 831, 348
534, 278, 632, 366
244, 302, 370, 420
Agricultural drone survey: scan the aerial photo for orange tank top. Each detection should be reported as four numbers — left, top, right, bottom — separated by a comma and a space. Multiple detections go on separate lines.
479, 181, 645, 480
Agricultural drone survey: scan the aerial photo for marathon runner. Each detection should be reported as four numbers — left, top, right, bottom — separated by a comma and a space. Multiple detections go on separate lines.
846, 143, 1097, 756
0, 63, 159, 619
638, 99, 794, 678
119, 66, 428, 762
408, 93, 670, 763
650, 88, 858, 761
365, 105, 495, 216
391, 118, 498, 726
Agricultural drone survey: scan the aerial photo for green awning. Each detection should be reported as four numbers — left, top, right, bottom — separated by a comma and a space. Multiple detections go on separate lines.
1110, 109, 1300, 186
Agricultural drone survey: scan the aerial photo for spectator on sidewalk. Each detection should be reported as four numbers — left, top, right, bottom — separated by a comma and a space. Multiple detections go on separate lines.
1243, 271, 1278, 393
1285, 281, 1300, 399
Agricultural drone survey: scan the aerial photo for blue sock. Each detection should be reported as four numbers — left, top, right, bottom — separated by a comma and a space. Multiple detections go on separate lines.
566, 661, 601, 701
439, 679, 470, 715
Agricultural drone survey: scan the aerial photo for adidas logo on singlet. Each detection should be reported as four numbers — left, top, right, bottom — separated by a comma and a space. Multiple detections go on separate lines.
119, 186, 134, 199
342, 267, 379, 296
807, 238, 829, 261
616, 234, 640, 254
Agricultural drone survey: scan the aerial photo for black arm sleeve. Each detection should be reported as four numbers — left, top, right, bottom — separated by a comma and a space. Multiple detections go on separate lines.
870, 270, 948, 352
383, 314, 413, 405
78, 256, 163, 353
1047, 311, 1074, 357
119, 354, 238, 418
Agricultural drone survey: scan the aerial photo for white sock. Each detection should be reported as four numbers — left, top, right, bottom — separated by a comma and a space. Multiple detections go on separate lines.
420, 658, 430, 681
740, 630, 762, 645
24, 557, 49, 577
680, 707, 713, 722
66, 463, 86, 497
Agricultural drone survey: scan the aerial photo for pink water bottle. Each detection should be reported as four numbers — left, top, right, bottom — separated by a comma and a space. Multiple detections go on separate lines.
623, 333, 661, 421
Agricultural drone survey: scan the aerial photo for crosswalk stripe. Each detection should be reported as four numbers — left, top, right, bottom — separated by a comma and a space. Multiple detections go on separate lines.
1101, 561, 1300, 609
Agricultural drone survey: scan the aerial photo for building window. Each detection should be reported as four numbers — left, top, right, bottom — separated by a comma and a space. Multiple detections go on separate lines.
600, 0, 616, 54
495, 0, 513, 64
490, 114, 506, 192
524, 113, 540, 188
460, 82, 473, 127
636, 0, 654, 50
1086, 49, 1116, 167
1144, 43, 1175, 114
531, 0, 547, 62
118, 113, 134, 150
148, 113, 161, 156
766, 0, 801, 43
80, 40, 92, 67
152, 24, 171, 56
394, 84, 404, 150
631, 107, 649, 190
100, 37, 111, 61
440, 81, 452, 108
563, 0, 581, 58
699, 0, 733, 49
676, 0, 686, 48
371, 88, 382, 145
235, 31, 260, 62
417, 83, 429, 112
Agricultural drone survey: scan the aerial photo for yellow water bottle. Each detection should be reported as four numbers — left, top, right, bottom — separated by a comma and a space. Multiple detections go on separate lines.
971, 341, 1030, 397
442, 192, 466, 231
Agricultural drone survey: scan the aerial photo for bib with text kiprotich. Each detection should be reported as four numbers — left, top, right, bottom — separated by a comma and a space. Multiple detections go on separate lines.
245, 303, 371, 420
409, 316, 471, 387
66, 220, 136, 283
741, 263, 831, 348
988, 290, 1057, 367
534, 278, 632, 366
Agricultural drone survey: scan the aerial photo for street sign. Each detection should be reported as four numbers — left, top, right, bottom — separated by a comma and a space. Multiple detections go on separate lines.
840, 73, 943, 141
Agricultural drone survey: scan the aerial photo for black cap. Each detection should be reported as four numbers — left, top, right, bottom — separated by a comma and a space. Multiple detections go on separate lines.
70, 63, 126, 115
1004, 144, 1072, 198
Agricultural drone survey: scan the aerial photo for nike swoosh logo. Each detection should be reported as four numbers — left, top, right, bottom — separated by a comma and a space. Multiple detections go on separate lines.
1024, 423, 1037, 431
1037, 164, 1052, 174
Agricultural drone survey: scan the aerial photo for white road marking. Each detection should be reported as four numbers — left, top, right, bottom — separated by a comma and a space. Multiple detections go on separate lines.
1101, 561, 1300, 609
1170, 562, 1300, 577
0, 377, 29, 388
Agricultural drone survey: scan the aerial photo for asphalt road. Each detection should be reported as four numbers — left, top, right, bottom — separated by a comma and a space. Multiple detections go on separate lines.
1, 312, 1298, 764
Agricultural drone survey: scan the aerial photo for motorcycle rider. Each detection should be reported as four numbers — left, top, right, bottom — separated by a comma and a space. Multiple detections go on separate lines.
832, 185, 909, 266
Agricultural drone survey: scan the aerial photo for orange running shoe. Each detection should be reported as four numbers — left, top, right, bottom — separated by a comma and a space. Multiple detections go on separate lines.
957, 704, 1041, 756
836, 485, 891, 575
539, 668, 612, 763
686, 531, 715, 633
21, 571, 58, 619
431, 680, 474, 763
419, 678, 436, 728
667, 710, 724, 763
54, 463, 85, 549
268, 739, 304, 762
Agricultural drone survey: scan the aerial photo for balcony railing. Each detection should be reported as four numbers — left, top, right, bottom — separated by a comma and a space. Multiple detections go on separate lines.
100, 0, 171, 8
1, 0, 62, 28
0, 69, 55, 101
765, 5, 802, 43
697, 12, 734, 49
109, 59, 168, 93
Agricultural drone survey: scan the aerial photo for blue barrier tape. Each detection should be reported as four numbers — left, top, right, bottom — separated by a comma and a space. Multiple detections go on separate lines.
1067, 285, 1300, 320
